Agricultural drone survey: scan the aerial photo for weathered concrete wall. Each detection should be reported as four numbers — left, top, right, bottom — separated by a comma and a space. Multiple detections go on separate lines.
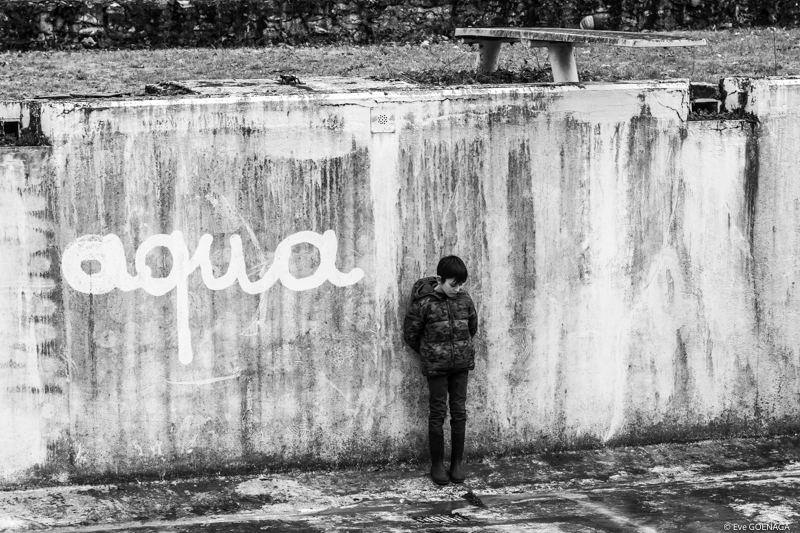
1, 78, 799, 486
737, 78, 800, 430
0, 148, 64, 480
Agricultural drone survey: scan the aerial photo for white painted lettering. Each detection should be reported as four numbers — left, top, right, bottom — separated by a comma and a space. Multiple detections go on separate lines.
62, 230, 365, 365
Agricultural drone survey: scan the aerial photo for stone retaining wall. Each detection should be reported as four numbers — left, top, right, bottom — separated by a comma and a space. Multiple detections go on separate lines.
1, 0, 797, 50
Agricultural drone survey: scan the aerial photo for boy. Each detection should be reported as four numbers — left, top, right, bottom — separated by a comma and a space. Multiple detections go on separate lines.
403, 255, 478, 485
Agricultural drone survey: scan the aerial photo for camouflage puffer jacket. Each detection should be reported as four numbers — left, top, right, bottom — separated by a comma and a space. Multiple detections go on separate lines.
403, 276, 478, 376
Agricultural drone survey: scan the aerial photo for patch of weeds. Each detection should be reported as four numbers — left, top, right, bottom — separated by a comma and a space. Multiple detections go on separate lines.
0, 129, 44, 146
385, 66, 552, 86
688, 107, 760, 123
0, 132, 18, 146
578, 69, 624, 82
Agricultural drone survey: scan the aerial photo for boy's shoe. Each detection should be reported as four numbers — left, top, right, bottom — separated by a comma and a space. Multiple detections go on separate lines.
449, 459, 465, 483
429, 430, 450, 485
449, 430, 466, 483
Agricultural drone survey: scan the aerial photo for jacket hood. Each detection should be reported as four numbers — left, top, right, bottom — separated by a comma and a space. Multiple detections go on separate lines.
410, 276, 440, 303
409, 276, 472, 302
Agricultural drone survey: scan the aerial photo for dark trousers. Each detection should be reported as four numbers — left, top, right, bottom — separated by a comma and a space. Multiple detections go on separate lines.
427, 370, 468, 436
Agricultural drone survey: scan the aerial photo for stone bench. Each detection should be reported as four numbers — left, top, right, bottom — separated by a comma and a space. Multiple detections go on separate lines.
454, 27, 707, 82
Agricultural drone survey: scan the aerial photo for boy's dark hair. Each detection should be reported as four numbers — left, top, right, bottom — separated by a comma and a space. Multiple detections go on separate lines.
437, 255, 468, 284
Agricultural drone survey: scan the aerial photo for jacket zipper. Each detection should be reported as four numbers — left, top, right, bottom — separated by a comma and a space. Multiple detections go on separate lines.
446, 298, 455, 365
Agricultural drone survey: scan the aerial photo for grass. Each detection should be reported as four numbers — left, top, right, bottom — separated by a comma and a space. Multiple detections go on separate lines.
1, 27, 799, 99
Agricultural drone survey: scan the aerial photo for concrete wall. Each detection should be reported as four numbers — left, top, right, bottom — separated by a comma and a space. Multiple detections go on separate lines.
1, 77, 798, 485
744, 79, 800, 428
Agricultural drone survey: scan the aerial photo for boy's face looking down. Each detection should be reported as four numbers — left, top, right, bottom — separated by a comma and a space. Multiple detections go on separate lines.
435, 276, 465, 298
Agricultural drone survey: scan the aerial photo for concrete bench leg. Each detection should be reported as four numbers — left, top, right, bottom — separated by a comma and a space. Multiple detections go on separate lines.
476, 40, 502, 74
547, 42, 579, 82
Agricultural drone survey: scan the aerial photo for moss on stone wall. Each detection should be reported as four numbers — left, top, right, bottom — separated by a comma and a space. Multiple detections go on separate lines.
1, 0, 798, 50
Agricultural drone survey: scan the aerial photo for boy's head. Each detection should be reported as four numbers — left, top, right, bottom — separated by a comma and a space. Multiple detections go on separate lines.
435, 255, 468, 297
